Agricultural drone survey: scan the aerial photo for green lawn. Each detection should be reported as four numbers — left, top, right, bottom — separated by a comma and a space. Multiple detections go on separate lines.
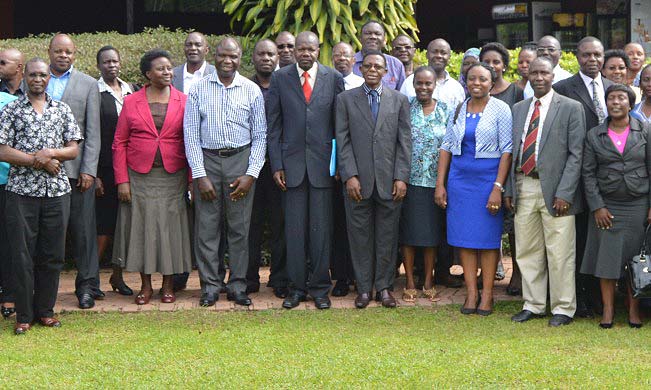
1, 302, 649, 388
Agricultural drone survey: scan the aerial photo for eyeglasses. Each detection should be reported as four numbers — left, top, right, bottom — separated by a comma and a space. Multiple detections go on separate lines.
537, 47, 558, 54
277, 44, 294, 49
361, 64, 386, 71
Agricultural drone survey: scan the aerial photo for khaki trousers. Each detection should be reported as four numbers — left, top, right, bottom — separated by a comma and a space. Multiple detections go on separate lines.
514, 175, 576, 317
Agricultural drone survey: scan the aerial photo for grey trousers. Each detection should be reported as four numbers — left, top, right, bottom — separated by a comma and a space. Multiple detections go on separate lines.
68, 179, 100, 297
194, 148, 254, 295
285, 175, 333, 297
6, 192, 70, 324
344, 186, 401, 294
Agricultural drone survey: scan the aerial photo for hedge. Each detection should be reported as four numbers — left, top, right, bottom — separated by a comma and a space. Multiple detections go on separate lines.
0, 27, 583, 85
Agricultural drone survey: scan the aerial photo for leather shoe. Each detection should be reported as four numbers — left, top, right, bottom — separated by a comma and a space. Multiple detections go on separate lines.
272, 287, 289, 299
548, 314, 573, 327
379, 289, 397, 308
39, 317, 61, 327
331, 280, 350, 297
282, 292, 306, 309
314, 296, 331, 309
355, 292, 371, 309
227, 292, 252, 306
93, 290, 106, 300
199, 293, 217, 307
14, 322, 31, 335
246, 283, 260, 294
78, 293, 95, 309
511, 310, 545, 323
575, 299, 594, 318
161, 292, 176, 304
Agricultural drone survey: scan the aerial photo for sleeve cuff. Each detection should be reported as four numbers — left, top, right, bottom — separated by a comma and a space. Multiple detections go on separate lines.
191, 167, 207, 179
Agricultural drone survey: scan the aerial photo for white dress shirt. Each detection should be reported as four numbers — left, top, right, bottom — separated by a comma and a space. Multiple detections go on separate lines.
519, 89, 555, 165
400, 70, 465, 109
183, 61, 208, 94
524, 64, 572, 99
97, 77, 132, 115
343, 72, 364, 90
579, 71, 607, 117
297, 62, 318, 89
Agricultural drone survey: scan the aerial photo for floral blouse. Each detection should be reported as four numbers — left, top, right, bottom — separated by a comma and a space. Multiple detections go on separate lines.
0, 94, 82, 197
408, 97, 449, 188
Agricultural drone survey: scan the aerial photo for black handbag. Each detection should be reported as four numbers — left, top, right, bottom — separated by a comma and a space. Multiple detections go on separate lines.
627, 224, 651, 298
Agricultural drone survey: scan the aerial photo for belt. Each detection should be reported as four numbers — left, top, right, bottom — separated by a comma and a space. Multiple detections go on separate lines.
206, 144, 250, 158
516, 170, 539, 180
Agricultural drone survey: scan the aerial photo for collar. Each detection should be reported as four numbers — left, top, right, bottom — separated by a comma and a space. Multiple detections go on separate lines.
0, 79, 25, 95
296, 62, 318, 80
49, 65, 73, 79
183, 61, 207, 78
363, 83, 383, 96
209, 71, 243, 88
98, 77, 132, 95
19, 92, 54, 106
532, 89, 554, 107
579, 71, 603, 88
439, 70, 452, 83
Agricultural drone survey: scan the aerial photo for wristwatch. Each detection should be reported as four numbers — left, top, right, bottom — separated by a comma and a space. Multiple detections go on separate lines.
493, 182, 505, 193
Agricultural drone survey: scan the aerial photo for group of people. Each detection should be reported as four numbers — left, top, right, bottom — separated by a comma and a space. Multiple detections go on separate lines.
0, 19, 650, 335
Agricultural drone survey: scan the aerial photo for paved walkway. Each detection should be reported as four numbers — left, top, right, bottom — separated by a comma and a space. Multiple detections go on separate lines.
54, 259, 520, 313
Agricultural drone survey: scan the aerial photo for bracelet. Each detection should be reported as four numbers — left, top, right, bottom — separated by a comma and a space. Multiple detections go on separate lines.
493, 182, 504, 192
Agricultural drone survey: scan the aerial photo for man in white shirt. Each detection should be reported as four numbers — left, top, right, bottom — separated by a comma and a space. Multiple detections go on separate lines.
172, 32, 216, 94
523, 35, 572, 99
400, 38, 465, 109
332, 42, 364, 91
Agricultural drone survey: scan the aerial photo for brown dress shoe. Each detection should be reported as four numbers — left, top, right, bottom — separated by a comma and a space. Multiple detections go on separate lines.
14, 322, 31, 335
39, 317, 61, 327
161, 292, 176, 304
380, 289, 397, 308
355, 292, 371, 308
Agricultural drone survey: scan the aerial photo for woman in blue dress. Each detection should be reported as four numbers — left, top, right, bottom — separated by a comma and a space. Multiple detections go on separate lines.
435, 63, 513, 316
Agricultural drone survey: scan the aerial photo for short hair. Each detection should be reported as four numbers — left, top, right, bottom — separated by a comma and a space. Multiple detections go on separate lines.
96, 45, 120, 65
530, 56, 554, 70
361, 20, 384, 34
413, 66, 436, 79
392, 34, 413, 44
139, 49, 172, 78
24, 57, 48, 73
466, 62, 497, 83
577, 36, 602, 52
215, 37, 242, 53
253, 39, 276, 52
480, 42, 510, 69
362, 50, 386, 67
604, 49, 631, 68
605, 84, 636, 110
521, 43, 537, 53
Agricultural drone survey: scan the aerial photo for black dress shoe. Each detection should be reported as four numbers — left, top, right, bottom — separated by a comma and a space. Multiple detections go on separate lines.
282, 292, 306, 309
511, 310, 544, 323
599, 322, 613, 329
173, 283, 187, 293
199, 293, 218, 307
379, 289, 397, 308
246, 284, 260, 294
629, 320, 643, 329
272, 287, 289, 299
355, 292, 371, 309
1, 305, 16, 319
331, 280, 350, 297
110, 277, 134, 296
575, 299, 594, 318
548, 314, 573, 327
78, 293, 95, 309
227, 292, 252, 306
506, 285, 522, 296
314, 296, 331, 309
93, 290, 106, 300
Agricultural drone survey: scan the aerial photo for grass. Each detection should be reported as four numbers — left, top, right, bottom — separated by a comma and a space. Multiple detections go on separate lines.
1, 302, 650, 388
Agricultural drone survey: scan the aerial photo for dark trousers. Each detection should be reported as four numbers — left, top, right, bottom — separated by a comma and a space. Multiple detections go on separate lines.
344, 186, 401, 294
575, 210, 601, 308
68, 179, 100, 297
0, 185, 14, 303
195, 148, 253, 295
246, 160, 287, 289
6, 192, 70, 323
285, 175, 333, 297
331, 179, 354, 282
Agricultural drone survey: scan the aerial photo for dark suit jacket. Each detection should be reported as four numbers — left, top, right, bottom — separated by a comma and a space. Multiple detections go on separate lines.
61, 69, 101, 179
335, 86, 412, 200
505, 92, 586, 215
172, 62, 216, 93
266, 63, 344, 188
553, 73, 613, 132
98, 85, 138, 171
582, 116, 651, 211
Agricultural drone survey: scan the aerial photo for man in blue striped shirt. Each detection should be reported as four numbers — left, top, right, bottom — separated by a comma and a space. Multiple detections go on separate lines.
184, 37, 267, 307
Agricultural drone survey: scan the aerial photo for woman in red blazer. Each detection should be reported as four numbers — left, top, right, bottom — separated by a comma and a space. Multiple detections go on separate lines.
112, 49, 192, 305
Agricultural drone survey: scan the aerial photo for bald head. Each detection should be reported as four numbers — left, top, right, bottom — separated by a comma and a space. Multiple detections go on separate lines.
295, 32, 320, 71
427, 39, 452, 74
296, 31, 319, 47
214, 37, 241, 81
276, 31, 296, 67
216, 37, 241, 53
48, 33, 76, 75
0, 48, 25, 83
537, 35, 562, 67
184, 31, 209, 65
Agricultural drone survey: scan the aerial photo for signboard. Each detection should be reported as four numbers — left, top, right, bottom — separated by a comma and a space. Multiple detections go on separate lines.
492, 3, 528, 20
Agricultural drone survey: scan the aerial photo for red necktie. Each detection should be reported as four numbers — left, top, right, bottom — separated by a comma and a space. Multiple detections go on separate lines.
302, 71, 312, 103
520, 100, 541, 175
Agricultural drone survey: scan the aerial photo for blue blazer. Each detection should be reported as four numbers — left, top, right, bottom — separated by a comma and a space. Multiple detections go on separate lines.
441, 97, 513, 158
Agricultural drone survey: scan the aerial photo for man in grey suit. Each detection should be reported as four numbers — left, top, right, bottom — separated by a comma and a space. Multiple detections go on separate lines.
266, 31, 344, 310
335, 50, 411, 309
505, 57, 586, 327
46, 33, 101, 309
172, 32, 216, 94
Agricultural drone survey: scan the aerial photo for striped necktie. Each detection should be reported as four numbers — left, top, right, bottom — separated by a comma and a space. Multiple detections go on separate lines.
520, 100, 541, 175
592, 80, 605, 124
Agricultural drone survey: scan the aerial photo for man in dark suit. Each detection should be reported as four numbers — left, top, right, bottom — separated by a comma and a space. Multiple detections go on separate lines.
335, 50, 412, 309
267, 31, 344, 309
172, 32, 216, 94
47, 33, 102, 309
505, 57, 586, 327
553, 36, 612, 318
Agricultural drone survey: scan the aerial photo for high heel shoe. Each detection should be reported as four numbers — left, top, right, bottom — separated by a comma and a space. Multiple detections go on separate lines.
477, 298, 494, 316
628, 320, 643, 329
1, 305, 16, 319
110, 276, 134, 296
460, 294, 479, 315
599, 322, 613, 329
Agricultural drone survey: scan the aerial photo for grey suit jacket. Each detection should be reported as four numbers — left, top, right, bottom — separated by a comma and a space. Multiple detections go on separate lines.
172, 62, 216, 93
266, 63, 344, 188
582, 116, 651, 211
553, 73, 613, 132
60, 69, 101, 179
505, 92, 586, 215
335, 86, 412, 200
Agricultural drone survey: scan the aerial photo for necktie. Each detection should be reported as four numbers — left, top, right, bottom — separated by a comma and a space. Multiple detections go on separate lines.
520, 100, 541, 176
302, 71, 312, 103
592, 80, 605, 124
370, 90, 379, 122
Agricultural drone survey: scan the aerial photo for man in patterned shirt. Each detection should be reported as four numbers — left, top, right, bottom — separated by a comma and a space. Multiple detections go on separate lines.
0, 58, 83, 335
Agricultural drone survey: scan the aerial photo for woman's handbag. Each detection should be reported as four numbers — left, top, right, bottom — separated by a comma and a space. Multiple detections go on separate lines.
627, 224, 651, 298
